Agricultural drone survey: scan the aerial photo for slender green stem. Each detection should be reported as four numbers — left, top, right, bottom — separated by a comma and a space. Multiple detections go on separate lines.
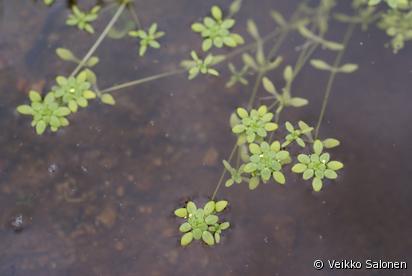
247, 72, 264, 108
211, 144, 237, 200
70, 3, 126, 77
314, 23, 355, 138
100, 69, 185, 93
127, 2, 142, 29
217, 29, 281, 65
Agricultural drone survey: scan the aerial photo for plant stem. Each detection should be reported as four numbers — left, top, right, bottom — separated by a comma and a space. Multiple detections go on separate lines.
247, 72, 264, 108
211, 144, 237, 200
70, 2, 127, 77
100, 69, 185, 93
127, 2, 142, 29
314, 23, 355, 138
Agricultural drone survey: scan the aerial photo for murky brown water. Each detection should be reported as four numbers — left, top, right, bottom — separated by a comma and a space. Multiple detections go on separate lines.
0, 1, 411, 275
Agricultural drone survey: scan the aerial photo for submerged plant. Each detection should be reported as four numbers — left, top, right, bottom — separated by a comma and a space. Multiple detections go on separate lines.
129, 23, 165, 56
51, 71, 96, 112
66, 5, 101, 34
226, 63, 249, 88
17, 91, 70, 135
181, 51, 220, 80
231, 106, 278, 144
191, 5, 244, 51
282, 121, 313, 148
378, 8, 412, 53
222, 160, 244, 187
244, 141, 290, 188
292, 140, 344, 191
174, 200, 230, 246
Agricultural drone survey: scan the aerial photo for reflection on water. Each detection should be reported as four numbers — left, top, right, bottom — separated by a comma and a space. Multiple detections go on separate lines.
0, 1, 411, 275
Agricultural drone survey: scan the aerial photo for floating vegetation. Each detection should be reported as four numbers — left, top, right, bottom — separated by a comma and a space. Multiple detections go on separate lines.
21, 0, 412, 246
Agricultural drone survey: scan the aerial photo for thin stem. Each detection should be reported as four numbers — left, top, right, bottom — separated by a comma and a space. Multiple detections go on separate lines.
127, 2, 142, 29
217, 29, 281, 65
100, 69, 185, 93
247, 72, 264, 108
211, 144, 237, 200
314, 23, 355, 138
70, 3, 127, 77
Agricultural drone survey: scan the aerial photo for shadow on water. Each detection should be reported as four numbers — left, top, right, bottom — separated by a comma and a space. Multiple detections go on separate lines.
0, 0, 411, 275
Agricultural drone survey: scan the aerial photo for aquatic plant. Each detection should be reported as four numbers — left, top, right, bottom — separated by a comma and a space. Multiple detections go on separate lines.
180, 51, 220, 80
191, 5, 244, 51
66, 5, 101, 34
231, 106, 278, 144
292, 140, 344, 191
17, 91, 70, 135
244, 141, 290, 188
174, 200, 230, 246
16, 0, 409, 247
129, 23, 165, 56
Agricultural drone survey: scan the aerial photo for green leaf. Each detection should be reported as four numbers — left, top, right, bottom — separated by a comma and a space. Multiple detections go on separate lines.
211, 6, 222, 21
327, 161, 344, 170
310, 59, 332, 71
232, 124, 246, 134
205, 215, 219, 225
56, 48, 77, 61
249, 176, 260, 190
83, 90, 96, 99
193, 228, 202, 240
174, 208, 187, 218
55, 107, 71, 116
289, 97, 308, 107
242, 53, 257, 70
273, 171, 285, 184
285, 121, 294, 132
270, 10, 286, 26
323, 138, 340, 148
339, 63, 358, 73
312, 177, 323, 192
283, 66, 293, 83
215, 200, 228, 212
265, 123, 278, 131
179, 222, 192, 232
17, 105, 33, 115
186, 201, 197, 214
324, 169, 338, 179
202, 231, 215, 246
262, 77, 277, 95
303, 169, 314, 180
244, 163, 257, 173
204, 201, 216, 215
247, 20, 260, 40
229, 0, 242, 16
313, 140, 323, 155
297, 154, 310, 164
220, 222, 230, 230
36, 120, 47, 135
101, 94, 116, 105
181, 232, 193, 246
68, 100, 78, 112
292, 163, 307, 173
236, 107, 248, 118
86, 56, 99, 67
249, 143, 261, 155
214, 232, 221, 243
29, 90, 42, 102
